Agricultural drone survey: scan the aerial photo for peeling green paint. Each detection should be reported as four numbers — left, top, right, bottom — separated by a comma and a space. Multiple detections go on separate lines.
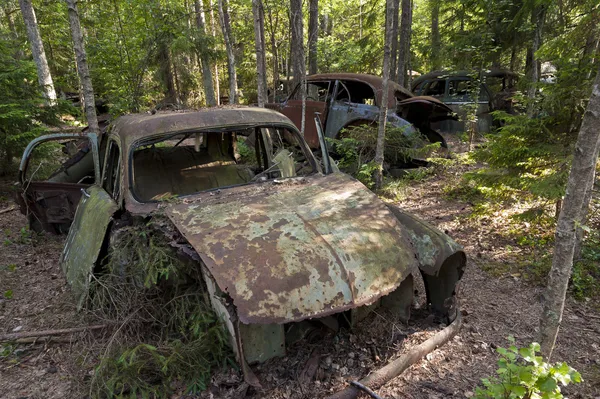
60, 186, 118, 309
166, 173, 418, 324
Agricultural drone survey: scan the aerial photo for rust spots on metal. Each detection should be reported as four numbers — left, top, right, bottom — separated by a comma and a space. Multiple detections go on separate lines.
166, 173, 418, 324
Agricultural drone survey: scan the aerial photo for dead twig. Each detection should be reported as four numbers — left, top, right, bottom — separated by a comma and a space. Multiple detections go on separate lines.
0, 324, 107, 341
0, 206, 16, 214
325, 311, 462, 399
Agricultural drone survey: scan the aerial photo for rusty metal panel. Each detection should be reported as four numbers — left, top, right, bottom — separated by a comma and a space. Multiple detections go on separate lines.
166, 173, 418, 325
385, 204, 464, 276
60, 186, 118, 309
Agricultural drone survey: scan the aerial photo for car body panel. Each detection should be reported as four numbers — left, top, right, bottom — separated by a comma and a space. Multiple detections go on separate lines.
166, 172, 418, 324
60, 185, 118, 309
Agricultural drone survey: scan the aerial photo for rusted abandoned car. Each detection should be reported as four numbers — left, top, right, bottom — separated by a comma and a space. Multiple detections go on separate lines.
411, 69, 518, 133
266, 73, 456, 150
17, 107, 465, 381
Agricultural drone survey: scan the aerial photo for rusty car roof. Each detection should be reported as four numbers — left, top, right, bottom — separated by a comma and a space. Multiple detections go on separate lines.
109, 106, 299, 147
307, 73, 414, 99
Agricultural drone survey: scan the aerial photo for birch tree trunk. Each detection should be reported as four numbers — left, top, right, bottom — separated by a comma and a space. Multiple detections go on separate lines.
194, 0, 217, 107
374, 0, 395, 189
539, 66, 600, 359
218, 0, 238, 104
290, 0, 306, 134
252, 0, 268, 107
396, 0, 411, 87
18, 0, 57, 104
430, 0, 441, 70
65, 0, 99, 134
308, 0, 318, 76
389, 0, 399, 82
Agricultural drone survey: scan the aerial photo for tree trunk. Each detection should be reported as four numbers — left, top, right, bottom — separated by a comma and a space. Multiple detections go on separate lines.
252, 0, 268, 107
265, 0, 280, 102
290, 0, 306, 134
194, 0, 217, 107
218, 0, 238, 104
539, 66, 600, 359
430, 0, 441, 70
389, 0, 399, 82
374, 0, 395, 189
396, 0, 411, 87
527, 4, 546, 107
18, 0, 57, 104
573, 140, 600, 260
308, 0, 318, 76
65, 0, 99, 134
208, 0, 220, 105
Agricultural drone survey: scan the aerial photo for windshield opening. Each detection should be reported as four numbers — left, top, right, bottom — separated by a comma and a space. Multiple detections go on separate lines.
131, 125, 316, 202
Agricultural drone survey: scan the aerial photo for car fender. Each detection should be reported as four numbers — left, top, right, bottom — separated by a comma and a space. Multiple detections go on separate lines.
386, 204, 466, 319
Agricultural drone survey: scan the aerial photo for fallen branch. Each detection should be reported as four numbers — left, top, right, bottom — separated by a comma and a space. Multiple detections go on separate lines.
13, 336, 75, 344
0, 324, 108, 342
0, 206, 16, 215
326, 312, 462, 399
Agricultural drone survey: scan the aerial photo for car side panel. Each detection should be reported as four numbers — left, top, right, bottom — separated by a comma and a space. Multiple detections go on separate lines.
60, 185, 118, 309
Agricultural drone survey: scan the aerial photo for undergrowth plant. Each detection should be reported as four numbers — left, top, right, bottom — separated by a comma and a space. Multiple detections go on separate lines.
88, 219, 231, 397
327, 124, 441, 184
475, 337, 581, 399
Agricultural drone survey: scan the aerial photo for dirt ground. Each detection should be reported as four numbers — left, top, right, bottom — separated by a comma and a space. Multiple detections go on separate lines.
1, 145, 600, 398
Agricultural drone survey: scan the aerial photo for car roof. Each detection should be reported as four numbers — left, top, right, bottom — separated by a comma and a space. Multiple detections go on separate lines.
109, 106, 299, 148
307, 73, 414, 98
412, 69, 519, 87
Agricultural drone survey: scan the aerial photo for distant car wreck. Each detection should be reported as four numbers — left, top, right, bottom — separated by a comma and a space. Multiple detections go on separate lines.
17, 107, 466, 384
412, 69, 519, 133
266, 73, 456, 152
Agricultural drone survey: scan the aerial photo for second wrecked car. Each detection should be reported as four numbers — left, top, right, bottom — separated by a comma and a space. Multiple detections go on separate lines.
18, 107, 466, 382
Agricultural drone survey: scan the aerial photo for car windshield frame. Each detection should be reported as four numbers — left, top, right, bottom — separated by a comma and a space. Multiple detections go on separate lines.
127, 123, 319, 203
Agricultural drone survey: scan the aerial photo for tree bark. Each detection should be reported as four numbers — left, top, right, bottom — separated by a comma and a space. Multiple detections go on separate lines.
65, 0, 99, 134
290, 0, 306, 133
252, 0, 268, 107
539, 66, 600, 359
208, 0, 220, 105
527, 4, 546, 107
430, 0, 441, 70
194, 0, 217, 107
374, 0, 395, 189
308, 0, 318, 76
218, 0, 238, 104
18, 0, 57, 104
396, 0, 411, 87
265, 0, 280, 102
389, 0, 399, 82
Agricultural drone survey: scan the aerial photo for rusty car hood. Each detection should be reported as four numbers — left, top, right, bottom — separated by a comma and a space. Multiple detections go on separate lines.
165, 173, 418, 324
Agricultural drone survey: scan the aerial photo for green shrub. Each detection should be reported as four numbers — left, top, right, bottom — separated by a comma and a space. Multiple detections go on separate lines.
89, 220, 231, 397
475, 337, 581, 399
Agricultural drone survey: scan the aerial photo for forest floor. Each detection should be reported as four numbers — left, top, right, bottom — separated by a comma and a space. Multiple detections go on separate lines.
1, 137, 600, 399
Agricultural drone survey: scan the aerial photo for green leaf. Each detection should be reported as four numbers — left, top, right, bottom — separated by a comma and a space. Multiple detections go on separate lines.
3, 290, 13, 299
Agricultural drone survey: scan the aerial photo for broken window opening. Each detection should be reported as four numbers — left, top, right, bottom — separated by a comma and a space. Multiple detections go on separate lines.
102, 139, 121, 200
25, 137, 95, 185
131, 126, 316, 202
337, 80, 377, 105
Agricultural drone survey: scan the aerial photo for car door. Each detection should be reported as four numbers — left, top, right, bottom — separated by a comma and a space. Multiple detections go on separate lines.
278, 80, 331, 149
60, 137, 121, 309
17, 133, 101, 234
324, 80, 380, 138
